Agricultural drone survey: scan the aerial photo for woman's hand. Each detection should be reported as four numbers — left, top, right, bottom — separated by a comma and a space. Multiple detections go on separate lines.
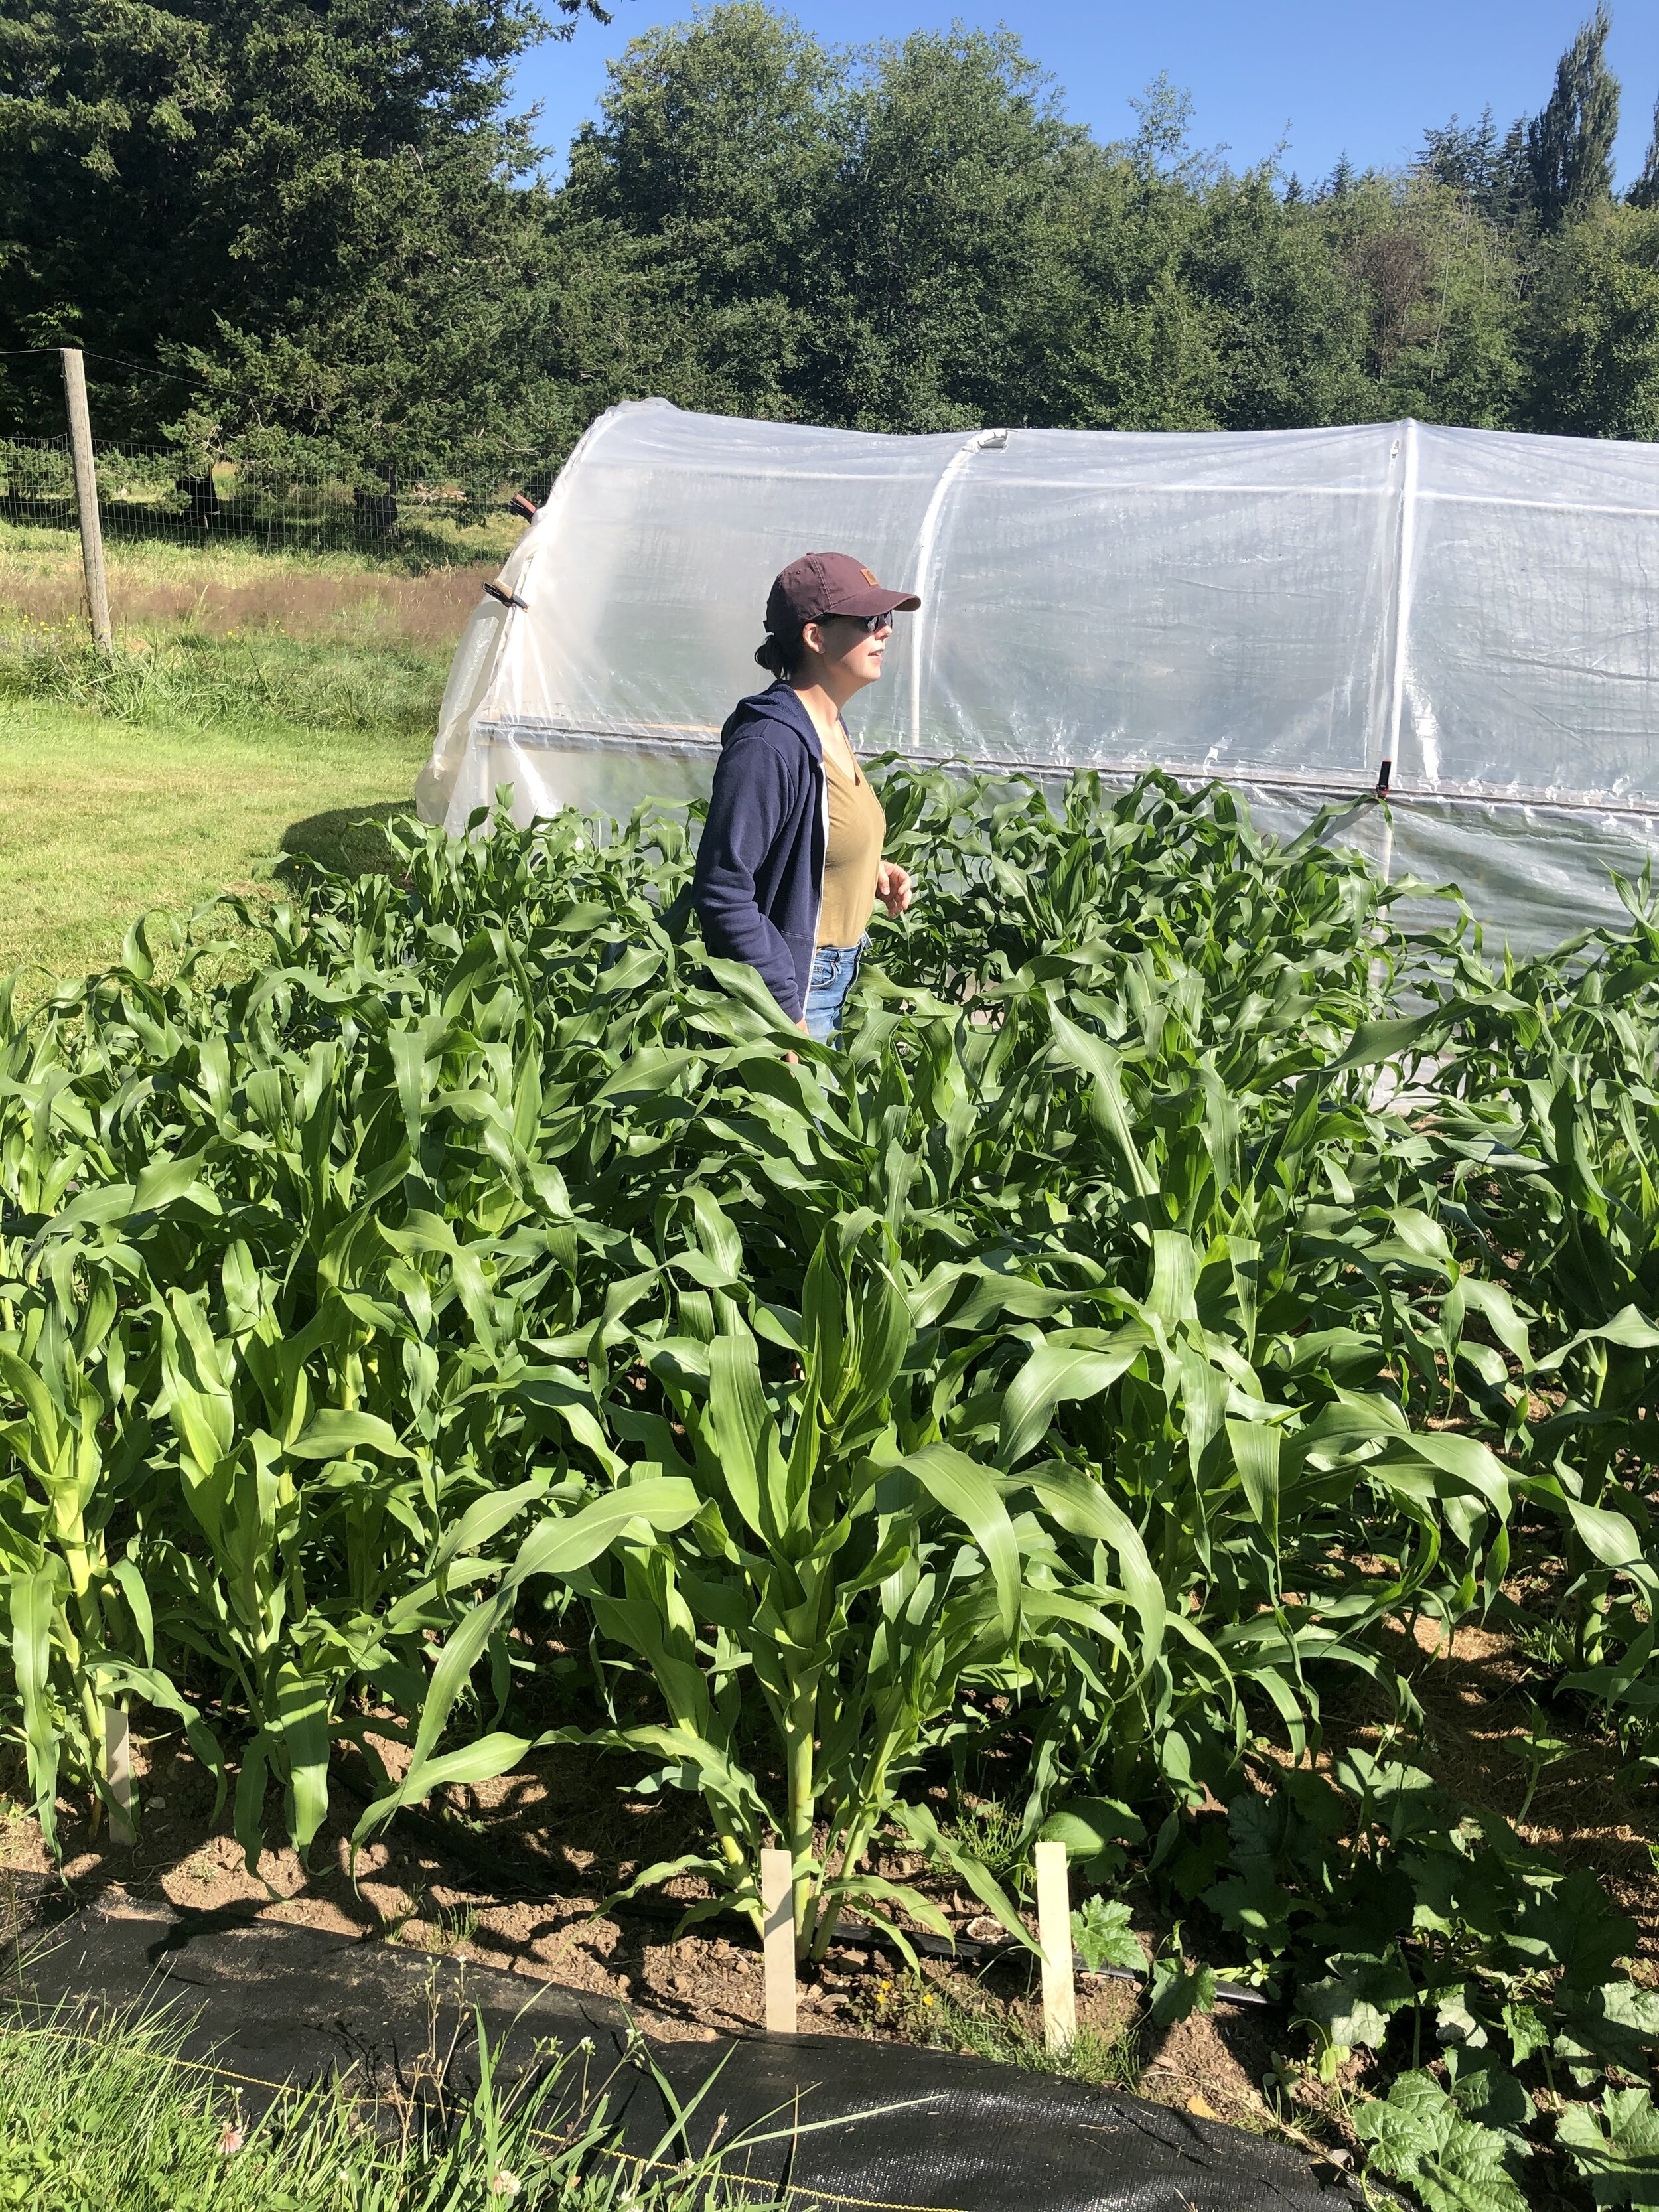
875, 860, 914, 917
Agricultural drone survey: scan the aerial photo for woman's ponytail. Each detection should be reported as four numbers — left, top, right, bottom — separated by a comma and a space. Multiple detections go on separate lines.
755, 622, 804, 680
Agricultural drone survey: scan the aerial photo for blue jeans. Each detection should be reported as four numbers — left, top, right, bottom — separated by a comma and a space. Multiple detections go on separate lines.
802, 937, 867, 1043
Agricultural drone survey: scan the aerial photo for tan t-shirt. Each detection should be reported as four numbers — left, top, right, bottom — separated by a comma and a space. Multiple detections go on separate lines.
818, 747, 886, 948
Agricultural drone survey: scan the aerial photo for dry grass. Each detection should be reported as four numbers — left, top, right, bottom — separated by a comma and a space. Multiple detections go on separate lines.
7, 562, 491, 652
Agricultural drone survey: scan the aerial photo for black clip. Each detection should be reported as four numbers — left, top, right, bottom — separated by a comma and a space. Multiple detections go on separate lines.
484, 581, 528, 611
1375, 757, 1392, 800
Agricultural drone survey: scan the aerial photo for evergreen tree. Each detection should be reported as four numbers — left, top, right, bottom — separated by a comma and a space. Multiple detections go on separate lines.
1629, 92, 1659, 209
1417, 106, 1529, 222
0, 0, 605, 479
1420, 109, 1500, 197
1525, 3, 1620, 228
1496, 117, 1532, 222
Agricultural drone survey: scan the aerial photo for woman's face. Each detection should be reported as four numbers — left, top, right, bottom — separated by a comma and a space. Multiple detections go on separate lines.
801, 612, 895, 690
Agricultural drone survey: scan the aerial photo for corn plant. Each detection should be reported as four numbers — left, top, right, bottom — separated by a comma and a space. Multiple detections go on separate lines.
348, 781, 1513, 1945
0, 766, 1654, 1942
362, 1183, 1182, 1959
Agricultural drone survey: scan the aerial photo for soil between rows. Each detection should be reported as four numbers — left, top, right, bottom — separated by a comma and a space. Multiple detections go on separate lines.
3, 1595, 1656, 2179
0, 1730, 1279, 2142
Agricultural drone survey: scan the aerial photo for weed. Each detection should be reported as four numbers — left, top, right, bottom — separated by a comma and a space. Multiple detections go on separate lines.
407, 1904, 483, 1956
945, 1800, 1029, 1889
0, 625, 448, 739
1071, 1895, 1145, 1976
1512, 1617, 1579, 1676
869, 1970, 1143, 2092
0, 1998, 780, 2210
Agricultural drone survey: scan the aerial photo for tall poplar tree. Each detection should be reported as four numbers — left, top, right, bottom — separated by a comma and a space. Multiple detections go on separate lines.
1629, 93, 1659, 210
1525, 3, 1621, 228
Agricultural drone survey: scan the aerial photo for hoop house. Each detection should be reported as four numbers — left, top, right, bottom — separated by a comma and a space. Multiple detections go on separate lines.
418, 399, 1659, 948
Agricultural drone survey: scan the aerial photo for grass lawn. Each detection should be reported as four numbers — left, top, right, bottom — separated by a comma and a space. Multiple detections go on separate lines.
0, 520, 494, 980
0, 703, 428, 980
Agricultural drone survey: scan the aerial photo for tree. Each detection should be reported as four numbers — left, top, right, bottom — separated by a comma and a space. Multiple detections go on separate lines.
1628, 94, 1659, 210
547, 4, 841, 428
1357, 179, 1526, 427
0, 0, 606, 482
547, 13, 1221, 437
1417, 107, 1530, 224
1188, 173, 1375, 429
1522, 206, 1659, 437
1525, 3, 1620, 228
820, 27, 1090, 429
17, 0, 1659, 475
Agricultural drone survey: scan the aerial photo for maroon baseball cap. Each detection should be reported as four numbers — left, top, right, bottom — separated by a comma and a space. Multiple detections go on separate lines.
765, 551, 921, 635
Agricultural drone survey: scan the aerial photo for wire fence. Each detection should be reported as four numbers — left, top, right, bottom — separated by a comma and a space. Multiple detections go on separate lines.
0, 435, 520, 565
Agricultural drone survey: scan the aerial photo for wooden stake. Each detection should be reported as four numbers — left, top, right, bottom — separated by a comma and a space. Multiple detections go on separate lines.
104, 1703, 133, 1846
60, 347, 111, 654
1035, 1838, 1076, 2053
760, 1847, 797, 2034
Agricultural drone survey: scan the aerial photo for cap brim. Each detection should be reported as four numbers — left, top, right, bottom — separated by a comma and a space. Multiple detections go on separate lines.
821, 585, 922, 617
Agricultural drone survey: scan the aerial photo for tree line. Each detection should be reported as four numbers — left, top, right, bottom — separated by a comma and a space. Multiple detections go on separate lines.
3, 0, 1659, 497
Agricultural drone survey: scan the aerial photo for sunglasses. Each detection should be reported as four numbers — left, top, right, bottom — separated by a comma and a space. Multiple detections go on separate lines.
820, 609, 897, 634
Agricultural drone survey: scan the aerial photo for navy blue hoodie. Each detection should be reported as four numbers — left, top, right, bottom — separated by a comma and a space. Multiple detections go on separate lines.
691, 682, 828, 1023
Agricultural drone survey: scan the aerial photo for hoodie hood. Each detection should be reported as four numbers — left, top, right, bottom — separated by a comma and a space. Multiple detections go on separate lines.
720, 681, 823, 763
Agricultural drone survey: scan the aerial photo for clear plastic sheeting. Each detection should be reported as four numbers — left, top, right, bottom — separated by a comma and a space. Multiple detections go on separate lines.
420, 400, 1659, 950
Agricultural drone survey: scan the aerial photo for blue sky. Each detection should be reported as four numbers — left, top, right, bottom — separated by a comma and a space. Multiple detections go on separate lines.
514, 1, 1659, 190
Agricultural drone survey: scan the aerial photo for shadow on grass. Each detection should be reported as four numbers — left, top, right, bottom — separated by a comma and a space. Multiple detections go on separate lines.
279, 800, 415, 883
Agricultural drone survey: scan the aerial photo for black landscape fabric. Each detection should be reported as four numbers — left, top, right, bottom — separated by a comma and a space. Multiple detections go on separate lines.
7, 1901, 1338, 2212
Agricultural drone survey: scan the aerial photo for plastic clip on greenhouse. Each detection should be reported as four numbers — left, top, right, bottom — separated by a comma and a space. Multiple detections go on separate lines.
421, 399, 1659, 948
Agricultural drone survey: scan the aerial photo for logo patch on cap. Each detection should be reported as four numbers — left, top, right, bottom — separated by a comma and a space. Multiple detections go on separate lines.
859, 566, 877, 586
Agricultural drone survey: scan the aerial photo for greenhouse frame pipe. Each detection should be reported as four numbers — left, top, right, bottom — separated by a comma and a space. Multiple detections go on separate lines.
474, 717, 1659, 822
1383, 417, 1419, 786
909, 427, 1007, 753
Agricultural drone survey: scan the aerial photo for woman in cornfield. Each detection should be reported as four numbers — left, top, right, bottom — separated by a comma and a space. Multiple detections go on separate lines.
691, 552, 918, 1042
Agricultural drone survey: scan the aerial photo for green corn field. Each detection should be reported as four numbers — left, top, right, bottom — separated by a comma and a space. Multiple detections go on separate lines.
9, 765, 1659, 2198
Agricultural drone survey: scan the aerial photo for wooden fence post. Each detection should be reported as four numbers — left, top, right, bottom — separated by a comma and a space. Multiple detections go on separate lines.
60, 347, 111, 654
1035, 1838, 1076, 2053
760, 1847, 797, 2033
104, 1703, 133, 1846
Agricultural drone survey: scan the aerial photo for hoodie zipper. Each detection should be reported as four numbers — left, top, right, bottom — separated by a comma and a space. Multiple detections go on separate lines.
810, 751, 829, 956
784, 685, 829, 959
